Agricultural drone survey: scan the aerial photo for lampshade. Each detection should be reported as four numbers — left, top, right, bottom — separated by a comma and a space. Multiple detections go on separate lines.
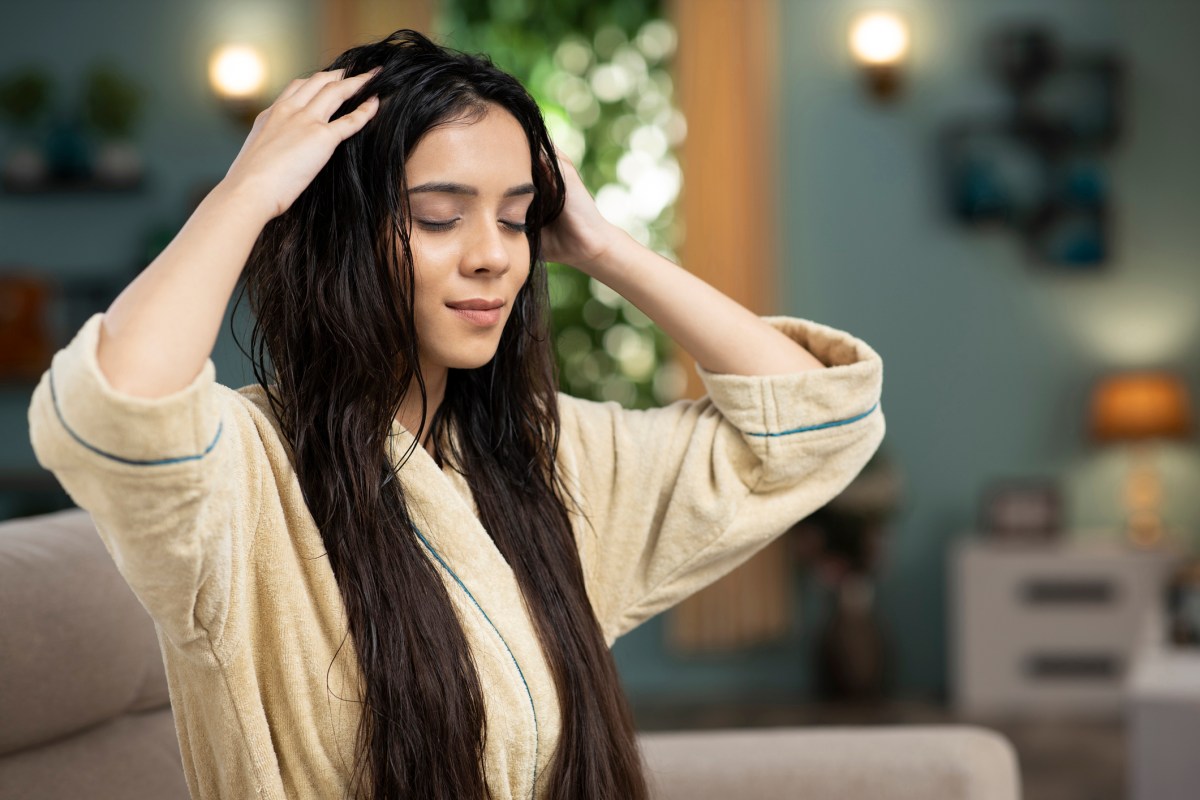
1089, 371, 1193, 442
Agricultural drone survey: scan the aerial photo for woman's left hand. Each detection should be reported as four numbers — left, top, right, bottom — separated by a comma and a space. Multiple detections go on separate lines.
539, 145, 626, 276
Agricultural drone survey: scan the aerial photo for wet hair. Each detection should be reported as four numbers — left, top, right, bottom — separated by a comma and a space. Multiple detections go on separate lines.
237, 28, 648, 800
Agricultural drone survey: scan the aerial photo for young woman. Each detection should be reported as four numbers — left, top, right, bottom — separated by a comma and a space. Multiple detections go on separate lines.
28, 29, 885, 800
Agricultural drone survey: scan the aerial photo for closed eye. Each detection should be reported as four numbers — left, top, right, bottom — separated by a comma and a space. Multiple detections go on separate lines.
416, 218, 528, 233
416, 218, 458, 231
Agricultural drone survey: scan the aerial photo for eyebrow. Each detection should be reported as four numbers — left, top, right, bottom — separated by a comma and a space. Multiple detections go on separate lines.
409, 181, 536, 198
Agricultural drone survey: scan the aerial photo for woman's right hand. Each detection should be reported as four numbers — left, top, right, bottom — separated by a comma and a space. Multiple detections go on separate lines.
221, 67, 382, 221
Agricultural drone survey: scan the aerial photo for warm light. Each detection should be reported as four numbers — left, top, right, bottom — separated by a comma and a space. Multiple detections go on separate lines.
849, 12, 910, 66
1065, 289, 1198, 366
208, 45, 267, 100
1087, 371, 1193, 549
1089, 372, 1193, 443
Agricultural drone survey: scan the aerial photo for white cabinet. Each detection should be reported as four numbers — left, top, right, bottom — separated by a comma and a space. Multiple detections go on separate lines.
1128, 646, 1200, 800
950, 535, 1180, 717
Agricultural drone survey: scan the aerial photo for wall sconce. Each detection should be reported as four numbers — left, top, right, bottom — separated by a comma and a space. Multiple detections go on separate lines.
208, 44, 269, 128
1089, 371, 1194, 548
848, 10, 910, 102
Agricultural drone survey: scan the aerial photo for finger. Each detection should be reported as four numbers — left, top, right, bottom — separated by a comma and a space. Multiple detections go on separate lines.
276, 68, 346, 105
290, 66, 378, 109
548, 147, 576, 178
274, 77, 307, 105
311, 68, 382, 119
551, 144, 576, 171
328, 95, 381, 139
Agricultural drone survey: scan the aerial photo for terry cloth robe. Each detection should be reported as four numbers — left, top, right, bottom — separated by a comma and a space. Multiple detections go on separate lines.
27, 311, 885, 800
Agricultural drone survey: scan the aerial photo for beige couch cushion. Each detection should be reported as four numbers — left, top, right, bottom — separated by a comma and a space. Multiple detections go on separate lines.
638, 725, 1021, 800
0, 508, 170, 755
0, 709, 186, 799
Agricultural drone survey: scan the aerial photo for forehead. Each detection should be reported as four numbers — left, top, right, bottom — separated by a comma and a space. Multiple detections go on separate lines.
406, 104, 532, 188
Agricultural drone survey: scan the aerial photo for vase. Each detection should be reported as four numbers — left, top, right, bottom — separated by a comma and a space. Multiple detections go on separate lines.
2, 142, 47, 189
45, 115, 92, 183
815, 574, 890, 702
94, 138, 143, 186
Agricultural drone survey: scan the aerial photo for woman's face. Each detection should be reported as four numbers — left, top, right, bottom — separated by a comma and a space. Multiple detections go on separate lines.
403, 102, 535, 374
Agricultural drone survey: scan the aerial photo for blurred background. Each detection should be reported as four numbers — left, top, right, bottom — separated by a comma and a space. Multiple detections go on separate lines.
2, 1, 1199, 798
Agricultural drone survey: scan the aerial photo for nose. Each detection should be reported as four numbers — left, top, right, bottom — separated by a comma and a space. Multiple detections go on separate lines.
460, 217, 511, 277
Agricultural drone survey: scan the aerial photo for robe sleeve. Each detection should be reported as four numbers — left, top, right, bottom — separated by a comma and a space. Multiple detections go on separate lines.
26, 312, 265, 655
555, 315, 886, 645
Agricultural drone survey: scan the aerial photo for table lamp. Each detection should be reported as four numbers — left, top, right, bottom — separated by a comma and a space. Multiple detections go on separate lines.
1089, 371, 1194, 548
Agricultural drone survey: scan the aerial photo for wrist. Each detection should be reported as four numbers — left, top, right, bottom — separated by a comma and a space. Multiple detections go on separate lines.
210, 177, 278, 228
582, 223, 637, 279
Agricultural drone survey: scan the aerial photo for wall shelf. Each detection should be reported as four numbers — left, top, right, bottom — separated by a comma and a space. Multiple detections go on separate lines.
2, 174, 147, 195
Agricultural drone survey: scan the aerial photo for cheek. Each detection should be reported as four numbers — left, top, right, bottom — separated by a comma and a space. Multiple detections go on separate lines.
512, 237, 532, 274
408, 240, 453, 296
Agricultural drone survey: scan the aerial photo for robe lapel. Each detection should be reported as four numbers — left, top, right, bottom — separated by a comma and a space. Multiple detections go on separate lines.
386, 424, 562, 796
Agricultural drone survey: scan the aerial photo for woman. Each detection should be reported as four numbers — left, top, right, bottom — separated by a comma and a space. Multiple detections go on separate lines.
28, 29, 885, 800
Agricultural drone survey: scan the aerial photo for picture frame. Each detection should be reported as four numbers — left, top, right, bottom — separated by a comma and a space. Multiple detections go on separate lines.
937, 23, 1123, 269
977, 477, 1063, 541
939, 120, 1047, 229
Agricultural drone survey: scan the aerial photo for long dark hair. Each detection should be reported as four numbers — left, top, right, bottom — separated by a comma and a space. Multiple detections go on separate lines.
236, 28, 648, 799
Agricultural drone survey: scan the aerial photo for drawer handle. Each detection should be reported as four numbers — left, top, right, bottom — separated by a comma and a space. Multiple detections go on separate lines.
1021, 578, 1117, 606
1025, 653, 1121, 680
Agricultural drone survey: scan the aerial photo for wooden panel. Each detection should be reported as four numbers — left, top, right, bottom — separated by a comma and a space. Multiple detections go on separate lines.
319, 0, 436, 63
666, 0, 787, 655
669, 0, 779, 401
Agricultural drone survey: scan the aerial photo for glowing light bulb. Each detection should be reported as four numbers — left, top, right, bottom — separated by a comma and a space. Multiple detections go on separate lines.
849, 12, 910, 67
209, 45, 267, 100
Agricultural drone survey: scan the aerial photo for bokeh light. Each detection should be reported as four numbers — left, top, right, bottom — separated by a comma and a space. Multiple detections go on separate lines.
441, 4, 686, 406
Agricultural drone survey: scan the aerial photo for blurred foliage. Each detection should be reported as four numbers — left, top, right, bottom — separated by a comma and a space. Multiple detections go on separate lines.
81, 60, 146, 140
436, 0, 688, 408
0, 67, 54, 131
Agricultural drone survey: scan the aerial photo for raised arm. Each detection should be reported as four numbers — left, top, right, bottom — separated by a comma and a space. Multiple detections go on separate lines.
539, 145, 826, 378
27, 67, 383, 653
541, 148, 885, 644
99, 67, 381, 398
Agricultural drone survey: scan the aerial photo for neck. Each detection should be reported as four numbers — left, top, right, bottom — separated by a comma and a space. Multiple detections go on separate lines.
395, 363, 448, 455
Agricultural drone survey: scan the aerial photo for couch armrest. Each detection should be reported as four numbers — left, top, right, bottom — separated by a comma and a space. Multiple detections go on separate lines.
637, 725, 1020, 800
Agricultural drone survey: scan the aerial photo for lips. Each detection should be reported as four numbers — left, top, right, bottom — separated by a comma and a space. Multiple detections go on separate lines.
447, 298, 504, 310
447, 299, 503, 327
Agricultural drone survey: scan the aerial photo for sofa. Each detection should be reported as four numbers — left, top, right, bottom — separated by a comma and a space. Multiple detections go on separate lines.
0, 507, 1022, 799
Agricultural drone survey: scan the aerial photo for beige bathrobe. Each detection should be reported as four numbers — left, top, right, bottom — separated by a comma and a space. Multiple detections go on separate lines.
27, 311, 885, 799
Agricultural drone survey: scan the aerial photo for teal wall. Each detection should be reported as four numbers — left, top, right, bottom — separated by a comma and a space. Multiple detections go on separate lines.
0, 0, 317, 513
769, 0, 1200, 699
4, 1, 1198, 703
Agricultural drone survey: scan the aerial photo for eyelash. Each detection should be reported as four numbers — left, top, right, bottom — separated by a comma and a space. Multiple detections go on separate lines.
418, 219, 528, 234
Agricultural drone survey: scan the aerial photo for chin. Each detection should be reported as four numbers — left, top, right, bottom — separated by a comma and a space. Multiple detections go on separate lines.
441, 346, 502, 371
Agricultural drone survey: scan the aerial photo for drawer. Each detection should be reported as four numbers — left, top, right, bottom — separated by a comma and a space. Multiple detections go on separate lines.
950, 537, 1179, 716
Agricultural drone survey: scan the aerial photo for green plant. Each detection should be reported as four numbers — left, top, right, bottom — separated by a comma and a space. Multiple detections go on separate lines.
0, 67, 54, 132
81, 60, 145, 140
438, 0, 686, 408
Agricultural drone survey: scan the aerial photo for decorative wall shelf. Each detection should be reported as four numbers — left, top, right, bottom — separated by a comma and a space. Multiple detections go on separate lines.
2, 174, 146, 194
